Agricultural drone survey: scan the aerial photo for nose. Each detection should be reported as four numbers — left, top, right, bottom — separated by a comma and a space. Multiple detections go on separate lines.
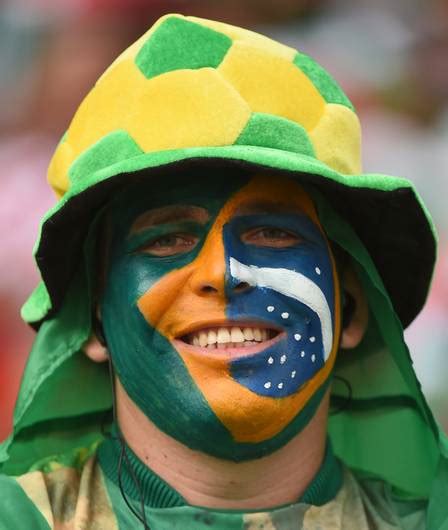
188, 219, 254, 298
188, 236, 253, 298
189, 254, 226, 297
192, 276, 252, 297
188, 222, 227, 297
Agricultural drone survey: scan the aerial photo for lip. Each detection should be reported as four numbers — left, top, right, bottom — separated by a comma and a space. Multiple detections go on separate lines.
172, 327, 286, 361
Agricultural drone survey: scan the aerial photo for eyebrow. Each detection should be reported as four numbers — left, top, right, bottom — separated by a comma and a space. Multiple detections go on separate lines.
129, 205, 210, 235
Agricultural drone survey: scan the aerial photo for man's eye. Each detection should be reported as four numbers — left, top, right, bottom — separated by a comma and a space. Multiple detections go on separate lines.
139, 233, 199, 256
242, 227, 301, 248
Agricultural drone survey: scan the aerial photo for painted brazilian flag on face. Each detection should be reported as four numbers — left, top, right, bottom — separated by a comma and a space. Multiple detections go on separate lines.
101, 173, 340, 460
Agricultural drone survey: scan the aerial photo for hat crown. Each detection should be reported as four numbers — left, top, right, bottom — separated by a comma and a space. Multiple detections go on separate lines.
48, 14, 361, 197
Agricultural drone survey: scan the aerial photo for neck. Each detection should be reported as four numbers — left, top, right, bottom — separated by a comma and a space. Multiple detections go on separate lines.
115, 380, 330, 510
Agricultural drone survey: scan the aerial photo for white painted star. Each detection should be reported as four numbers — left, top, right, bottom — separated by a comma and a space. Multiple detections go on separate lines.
281, 312, 289, 319
280, 354, 287, 364
268, 356, 274, 365
294, 333, 301, 341
264, 381, 272, 389
267, 305, 275, 312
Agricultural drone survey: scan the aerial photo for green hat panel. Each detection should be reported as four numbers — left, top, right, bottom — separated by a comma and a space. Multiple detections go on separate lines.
293, 52, 354, 110
135, 16, 232, 79
235, 113, 315, 156
69, 130, 144, 184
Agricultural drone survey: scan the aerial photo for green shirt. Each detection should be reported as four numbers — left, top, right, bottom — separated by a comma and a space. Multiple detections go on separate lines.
0, 436, 426, 529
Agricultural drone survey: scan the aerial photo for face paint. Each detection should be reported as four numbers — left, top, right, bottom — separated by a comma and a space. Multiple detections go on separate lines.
101, 173, 341, 461
225, 212, 335, 398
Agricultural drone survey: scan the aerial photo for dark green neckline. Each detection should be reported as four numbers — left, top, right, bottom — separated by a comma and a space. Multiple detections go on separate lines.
98, 426, 342, 510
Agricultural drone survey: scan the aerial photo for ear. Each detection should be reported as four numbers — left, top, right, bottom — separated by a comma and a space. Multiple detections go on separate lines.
340, 266, 369, 349
83, 333, 109, 363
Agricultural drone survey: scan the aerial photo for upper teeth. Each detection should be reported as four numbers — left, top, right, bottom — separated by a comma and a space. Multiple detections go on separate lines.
190, 327, 270, 348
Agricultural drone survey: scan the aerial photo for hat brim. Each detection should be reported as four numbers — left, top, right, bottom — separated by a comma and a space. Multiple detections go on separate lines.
28, 144, 436, 328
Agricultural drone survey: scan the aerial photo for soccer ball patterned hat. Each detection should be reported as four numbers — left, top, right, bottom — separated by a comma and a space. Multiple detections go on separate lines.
22, 13, 436, 329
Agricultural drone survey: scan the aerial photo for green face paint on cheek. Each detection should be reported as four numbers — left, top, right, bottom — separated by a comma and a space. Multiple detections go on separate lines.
101, 174, 338, 461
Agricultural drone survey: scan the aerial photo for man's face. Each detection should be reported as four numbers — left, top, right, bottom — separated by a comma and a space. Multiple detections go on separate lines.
101, 173, 341, 461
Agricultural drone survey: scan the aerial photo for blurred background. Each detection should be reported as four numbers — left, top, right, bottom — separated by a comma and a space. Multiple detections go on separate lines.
1, 0, 447, 441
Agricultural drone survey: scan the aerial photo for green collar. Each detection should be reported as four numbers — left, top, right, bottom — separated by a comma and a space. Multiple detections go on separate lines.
98, 427, 342, 509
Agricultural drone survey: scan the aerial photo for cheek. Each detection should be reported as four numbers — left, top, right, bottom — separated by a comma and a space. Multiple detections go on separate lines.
225, 243, 335, 346
137, 262, 224, 339
224, 236, 338, 397
227, 276, 335, 398
107, 251, 197, 325
106, 256, 168, 307
101, 255, 184, 370
101, 257, 164, 355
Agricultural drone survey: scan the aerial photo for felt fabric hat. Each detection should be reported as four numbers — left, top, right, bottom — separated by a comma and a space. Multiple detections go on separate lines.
2, 14, 447, 529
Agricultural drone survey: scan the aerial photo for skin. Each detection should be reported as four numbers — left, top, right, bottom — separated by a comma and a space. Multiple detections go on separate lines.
86, 172, 368, 508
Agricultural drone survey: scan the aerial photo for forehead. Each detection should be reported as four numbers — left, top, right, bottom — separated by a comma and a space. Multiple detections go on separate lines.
110, 173, 319, 232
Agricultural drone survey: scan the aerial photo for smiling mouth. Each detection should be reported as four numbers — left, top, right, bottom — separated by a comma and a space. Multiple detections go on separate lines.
178, 324, 281, 351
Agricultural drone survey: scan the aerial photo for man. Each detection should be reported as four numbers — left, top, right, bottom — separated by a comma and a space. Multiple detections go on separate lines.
0, 14, 447, 530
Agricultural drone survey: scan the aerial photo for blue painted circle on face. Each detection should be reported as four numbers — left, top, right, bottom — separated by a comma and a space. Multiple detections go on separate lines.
224, 213, 335, 397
